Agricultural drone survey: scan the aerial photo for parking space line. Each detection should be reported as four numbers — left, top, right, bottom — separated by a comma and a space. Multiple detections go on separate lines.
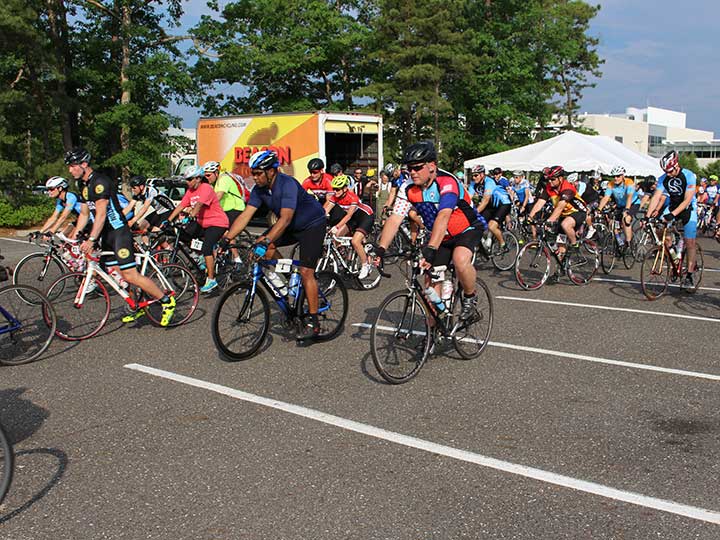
124, 363, 720, 525
496, 296, 720, 323
352, 323, 720, 381
593, 277, 720, 292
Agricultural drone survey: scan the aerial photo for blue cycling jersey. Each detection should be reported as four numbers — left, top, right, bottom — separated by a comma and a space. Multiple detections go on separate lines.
511, 179, 531, 203
483, 177, 512, 206
55, 192, 83, 215
604, 179, 640, 208
656, 168, 697, 212
392, 171, 410, 189
248, 172, 326, 232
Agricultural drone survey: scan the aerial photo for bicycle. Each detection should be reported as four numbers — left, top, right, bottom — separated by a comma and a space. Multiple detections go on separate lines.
597, 207, 636, 272
514, 220, 599, 290
46, 246, 199, 340
474, 226, 520, 272
211, 257, 348, 361
640, 219, 704, 300
0, 420, 12, 506
312, 233, 383, 290
370, 246, 493, 384
1, 248, 56, 366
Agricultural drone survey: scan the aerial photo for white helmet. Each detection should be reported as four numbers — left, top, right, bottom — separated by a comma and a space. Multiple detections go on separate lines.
610, 166, 626, 176
567, 172, 579, 183
45, 176, 68, 190
183, 165, 205, 180
203, 161, 220, 173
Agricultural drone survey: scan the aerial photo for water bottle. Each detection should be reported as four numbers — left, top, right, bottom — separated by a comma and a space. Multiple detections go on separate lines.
287, 270, 301, 302
267, 270, 288, 296
425, 286, 446, 313
441, 279, 453, 301
110, 269, 129, 289
676, 237, 684, 255
192, 252, 206, 271
669, 246, 679, 262
615, 231, 624, 246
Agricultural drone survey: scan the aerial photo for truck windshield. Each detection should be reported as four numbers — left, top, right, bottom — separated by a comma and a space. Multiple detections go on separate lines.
174, 157, 196, 177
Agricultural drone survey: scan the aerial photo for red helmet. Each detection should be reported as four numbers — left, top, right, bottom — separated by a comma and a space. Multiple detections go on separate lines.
660, 150, 679, 173
545, 165, 565, 179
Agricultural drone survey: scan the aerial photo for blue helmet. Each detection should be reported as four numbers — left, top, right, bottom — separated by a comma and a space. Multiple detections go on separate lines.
249, 150, 279, 170
183, 165, 205, 179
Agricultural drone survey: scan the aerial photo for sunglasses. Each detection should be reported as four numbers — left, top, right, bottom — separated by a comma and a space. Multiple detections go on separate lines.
407, 163, 426, 172
332, 187, 344, 192
310, 169, 322, 174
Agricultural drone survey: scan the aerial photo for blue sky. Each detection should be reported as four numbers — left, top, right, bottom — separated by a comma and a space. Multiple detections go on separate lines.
171, 0, 719, 137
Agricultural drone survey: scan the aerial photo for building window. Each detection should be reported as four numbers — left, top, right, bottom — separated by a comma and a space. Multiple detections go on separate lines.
615, 136, 624, 143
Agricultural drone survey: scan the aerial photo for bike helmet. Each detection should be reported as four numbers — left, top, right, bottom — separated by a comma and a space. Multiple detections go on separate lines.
512, 170, 523, 177
710, 175, 719, 181
330, 174, 350, 189
660, 150, 679, 172
203, 160, 220, 173
610, 166, 626, 176
129, 175, 146, 187
183, 165, 205, 179
402, 140, 437, 164
490, 167, 503, 176
249, 150, 279, 170
329, 163, 343, 175
567, 172, 579, 183
307, 157, 325, 171
400, 164, 408, 172
45, 176, 68, 190
471, 164, 485, 174
545, 165, 565, 179
383, 163, 397, 175
455, 171, 464, 180
64, 147, 91, 165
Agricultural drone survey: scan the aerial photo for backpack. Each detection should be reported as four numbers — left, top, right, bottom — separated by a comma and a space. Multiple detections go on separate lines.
222, 172, 250, 202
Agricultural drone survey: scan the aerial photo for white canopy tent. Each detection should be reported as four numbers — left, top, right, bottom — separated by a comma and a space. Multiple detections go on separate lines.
463, 131, 663, 177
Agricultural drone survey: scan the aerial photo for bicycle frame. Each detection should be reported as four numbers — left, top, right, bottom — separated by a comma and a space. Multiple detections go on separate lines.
0, 305, 21, 334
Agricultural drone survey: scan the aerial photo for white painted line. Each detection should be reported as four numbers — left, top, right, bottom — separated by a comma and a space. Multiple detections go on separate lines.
496, 295, 720, 323
593, 277, 720, 293
352, 323, 720, 382
0, 237, 30, 245
125, 363, 720, 525
704, 268, 720, 273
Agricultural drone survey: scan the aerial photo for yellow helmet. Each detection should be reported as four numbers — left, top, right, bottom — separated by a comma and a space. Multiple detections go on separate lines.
366, 168, 375, 177
331, 174, 349, 189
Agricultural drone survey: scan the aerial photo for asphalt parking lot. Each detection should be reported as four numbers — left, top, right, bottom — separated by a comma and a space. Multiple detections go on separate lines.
1, 234, 720, 539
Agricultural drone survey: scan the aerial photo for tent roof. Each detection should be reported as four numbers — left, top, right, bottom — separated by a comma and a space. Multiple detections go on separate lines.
463, 131, 663, 177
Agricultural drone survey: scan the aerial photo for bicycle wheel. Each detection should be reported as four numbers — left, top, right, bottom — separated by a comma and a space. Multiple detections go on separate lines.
144, 264, 199, 326
640, 246, 670, 300
566, 240, 599, 285
370, 291, 431, 384
12, 253, 66, 302
47, 272, 111, 340
452, 277, 493, 359
211, 281, 270, 361
622, 236, 636, 269
0, 285, 56, 365
0, 422, 13, 506
680, 244, 704, 293
600, 232, 617, 274
297, 271, 348, 341
515, 241, 551, 290
490, 230, 519, 271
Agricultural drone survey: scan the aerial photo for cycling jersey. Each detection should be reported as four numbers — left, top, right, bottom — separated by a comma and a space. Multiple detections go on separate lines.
215, 173, 246, 212
542, 180, 587, 217
656, 168, 697, 212
78, 171, 130, 231
395, 169, 479, 240
180, 182, 229, 229
706, 184, 719, 205
132, 185, 172, 214
482, 177, 512, 207
55, 191, 83, 215
497, 177, 511, 190
302, 173, 333, 203
249, 173, 326, 232
605, 178, 640, 208
328, 189, 374, 217
511, 179, 532, 204
392, 171, 410, 189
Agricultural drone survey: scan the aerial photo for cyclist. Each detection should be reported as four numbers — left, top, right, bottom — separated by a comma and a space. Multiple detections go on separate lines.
224, 150, 327, 340
511, 170, 533, 216
597, 166, 641, 248
384, 162, 422, 242
329, 163, 344, 177
302, 158, 334, 204
576, 173, 600, 239
375, 141, 484, 320
203, 161, 246, 263
475, 164, 512, 253
528, 165, 588, 279
323, 174, 375, 279
165, 165, 229, 294
646, 150, 699, 289
126, 175, 172, 233
707, 175, 719, 224
65, 147, 175, 325
38, 176, 82, 237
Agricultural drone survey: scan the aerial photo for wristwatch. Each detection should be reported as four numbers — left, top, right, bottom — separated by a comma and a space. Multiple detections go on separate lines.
89, 236, 96, 242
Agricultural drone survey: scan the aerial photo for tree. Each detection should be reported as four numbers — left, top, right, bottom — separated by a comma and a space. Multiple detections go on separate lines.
678, 152, 700, 175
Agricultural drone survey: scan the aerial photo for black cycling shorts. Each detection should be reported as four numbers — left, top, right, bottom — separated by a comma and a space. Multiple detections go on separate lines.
564, 212, 587, 230
274, 223, 326, 269
435, 227, 482, 267
348, 212, 374, 236
327, 205, 346, 227
200, 226, 227, 257
225, 209, 242, 228
482, 203, 511, 224
145, 209, 169, 229
101, 226, 136, 270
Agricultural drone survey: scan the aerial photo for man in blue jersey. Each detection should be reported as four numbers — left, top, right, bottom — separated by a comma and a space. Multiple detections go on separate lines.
224, 150, 327, 340
597, 166, 641, 248
475, 165, 512, 252
511, 170, 532, 215
646, 150, 699, 290
38, 176, 83, 237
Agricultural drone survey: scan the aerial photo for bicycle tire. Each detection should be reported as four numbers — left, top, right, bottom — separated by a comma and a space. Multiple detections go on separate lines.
370, 290, 431, 384
600, 232, 617, 274
47, 272, 111, 341
296, 271, 348, 341
515, 241, 551, 290
0, 285, 57, 365
680, 244, 704, 294
144, 264, 199, 327
212, 281, 270, 361
490, 230, 519, 271
640, 246, 670, 300
566, 240, 599, 285
12, 252, 66, 302
452, 277, 493, 359
0, 422, 13, 506
622, 237, 636, 270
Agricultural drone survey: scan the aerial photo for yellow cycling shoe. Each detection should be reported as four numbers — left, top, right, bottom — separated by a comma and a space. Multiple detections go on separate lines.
122, 308, 145, 324
160, 296, 176, 327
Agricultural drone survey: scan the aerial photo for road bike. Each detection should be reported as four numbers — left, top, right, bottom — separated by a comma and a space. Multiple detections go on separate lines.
211, 257, 348, 361
312, 233, 383, 289
640, 220, 704, 300
514, 221, 599, 290
46, 247, 198, 340
474, 226, 520, 272
370, 246, 493, 384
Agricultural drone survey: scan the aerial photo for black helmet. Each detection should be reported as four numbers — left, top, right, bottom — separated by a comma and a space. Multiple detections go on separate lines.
329, 162, 343, 175
129, 175, 146, 187
490, 167, 503, 176
402, 141, 437, 164
64, 147, 91, 165
308, 158, 325, 171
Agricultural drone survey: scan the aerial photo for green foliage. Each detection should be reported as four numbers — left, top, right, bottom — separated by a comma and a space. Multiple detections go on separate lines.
0, 195, 54, 227
701, 159, 720, 178
678, 153, 700, 174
